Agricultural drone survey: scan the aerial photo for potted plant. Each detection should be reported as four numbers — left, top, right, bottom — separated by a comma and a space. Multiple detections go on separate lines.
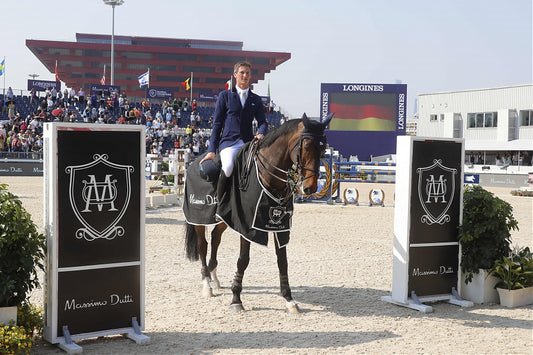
489, 246, 533, 307
0, 184, 46, 324
458, 185, 518, 304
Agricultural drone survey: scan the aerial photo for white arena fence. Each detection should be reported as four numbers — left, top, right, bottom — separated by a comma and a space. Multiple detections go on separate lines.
145, 149, 187, 208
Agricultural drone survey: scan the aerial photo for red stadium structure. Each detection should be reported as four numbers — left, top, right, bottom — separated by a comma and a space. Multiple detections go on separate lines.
26, 33, 290, 99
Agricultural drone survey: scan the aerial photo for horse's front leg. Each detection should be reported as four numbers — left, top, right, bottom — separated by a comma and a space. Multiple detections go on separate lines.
230, 237, 250, 312
275, 239, 299, 313
208, 223, 226, 290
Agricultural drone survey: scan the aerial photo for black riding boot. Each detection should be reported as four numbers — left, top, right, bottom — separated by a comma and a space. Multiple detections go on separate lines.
216, 171, 229, 204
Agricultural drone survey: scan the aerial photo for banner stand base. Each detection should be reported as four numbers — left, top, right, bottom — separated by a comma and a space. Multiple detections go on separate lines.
382, 288, 474, 313
126, 317, 150, 345
57, 326, 82, 354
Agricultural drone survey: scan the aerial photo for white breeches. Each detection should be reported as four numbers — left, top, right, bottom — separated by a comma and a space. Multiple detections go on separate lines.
219, 140, 244, 177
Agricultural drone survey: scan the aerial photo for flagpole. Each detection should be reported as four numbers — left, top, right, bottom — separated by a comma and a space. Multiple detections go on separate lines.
190, 71, 193, 103
2, 57, 5, 97
148, 68, 150, 89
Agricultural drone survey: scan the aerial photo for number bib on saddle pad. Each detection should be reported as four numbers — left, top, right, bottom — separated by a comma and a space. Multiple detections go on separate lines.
217, 142, 293, 247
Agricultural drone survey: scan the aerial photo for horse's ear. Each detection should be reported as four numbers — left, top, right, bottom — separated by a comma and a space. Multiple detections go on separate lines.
302, 113, 308, 121
322, 112, 334, 127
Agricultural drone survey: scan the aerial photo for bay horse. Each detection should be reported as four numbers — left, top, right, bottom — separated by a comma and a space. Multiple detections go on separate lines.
183, 113, 333, 313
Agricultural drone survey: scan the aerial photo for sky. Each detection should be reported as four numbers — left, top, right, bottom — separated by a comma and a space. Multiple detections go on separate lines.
1, 0, 532, 118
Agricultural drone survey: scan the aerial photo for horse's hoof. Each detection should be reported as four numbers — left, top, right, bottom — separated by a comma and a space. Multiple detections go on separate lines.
202, 279, 213, 298
210, 279, 221, 290
286, 300, 300, 314
230, 303, 245, 312
202, 287, 213, 298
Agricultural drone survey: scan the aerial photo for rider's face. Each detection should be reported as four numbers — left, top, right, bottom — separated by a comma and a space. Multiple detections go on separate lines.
234, 66, 251, 90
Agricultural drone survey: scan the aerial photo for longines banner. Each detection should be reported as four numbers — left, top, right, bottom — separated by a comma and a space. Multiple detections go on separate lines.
383, 136, 469, 312
43, 123, 147, 347
27, 79, 61, 92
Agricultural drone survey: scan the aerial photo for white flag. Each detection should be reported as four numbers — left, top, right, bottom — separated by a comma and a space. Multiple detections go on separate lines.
138, 71, 149, 87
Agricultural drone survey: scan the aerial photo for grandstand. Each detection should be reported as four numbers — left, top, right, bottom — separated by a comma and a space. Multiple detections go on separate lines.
0, 91, 285, 164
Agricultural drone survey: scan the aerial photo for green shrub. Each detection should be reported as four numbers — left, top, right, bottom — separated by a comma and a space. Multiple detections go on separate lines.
459, 185, 518, 284
0, 184, 46, 307
489, 246, 533, 290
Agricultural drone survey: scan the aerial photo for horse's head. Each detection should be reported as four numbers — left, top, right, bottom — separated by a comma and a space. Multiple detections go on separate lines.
297, 112, 333, 195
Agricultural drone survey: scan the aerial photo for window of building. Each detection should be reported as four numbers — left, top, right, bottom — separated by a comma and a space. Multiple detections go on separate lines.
158, 53, 197, 61
430, 114, 438, 121
48, 48, 70, 55
520, 110, 533, 126
83, 50, 108, 57
440, 114, 444, 121
467, 112, 498, 128
250, 57, 270, 65
61, 60, 84, 68
205, 77, 228, 84
121, 52, 152, 60
202, 55, 243, 63
182, 66, 216, 73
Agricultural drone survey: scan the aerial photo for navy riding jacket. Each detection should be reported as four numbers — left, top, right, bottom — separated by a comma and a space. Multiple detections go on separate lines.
208, 87, 267, 153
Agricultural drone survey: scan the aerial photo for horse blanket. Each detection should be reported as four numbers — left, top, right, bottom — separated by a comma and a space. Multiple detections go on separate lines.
183, 143, 294, 247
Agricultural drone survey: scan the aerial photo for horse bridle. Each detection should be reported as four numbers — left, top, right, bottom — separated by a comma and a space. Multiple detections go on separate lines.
256, 131, 327, 192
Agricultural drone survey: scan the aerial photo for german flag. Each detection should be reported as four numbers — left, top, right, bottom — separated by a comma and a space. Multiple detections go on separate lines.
329, 92, 397, 132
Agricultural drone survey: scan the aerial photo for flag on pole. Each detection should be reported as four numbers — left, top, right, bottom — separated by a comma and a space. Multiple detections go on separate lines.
100, 64, 106, 85
0, 59, 4, 77
181, 77, 190, 91
138, 70, 149, 87
55, 60, 59, 81
225, 77, 232, 90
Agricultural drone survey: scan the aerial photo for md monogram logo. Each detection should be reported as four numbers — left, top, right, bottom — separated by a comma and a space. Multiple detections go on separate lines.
268, 206, 287, 225
66, 154, 134, 241
416, 159, 457, 225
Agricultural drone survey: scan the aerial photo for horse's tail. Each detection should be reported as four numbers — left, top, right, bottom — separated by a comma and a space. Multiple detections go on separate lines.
185, 222, 199, 261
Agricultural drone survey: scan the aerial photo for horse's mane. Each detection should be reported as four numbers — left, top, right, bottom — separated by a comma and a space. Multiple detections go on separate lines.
258, 119, 302, 149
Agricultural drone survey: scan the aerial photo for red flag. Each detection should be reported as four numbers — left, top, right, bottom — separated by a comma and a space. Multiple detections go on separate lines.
55, 60, 60, 81
225, 78, 232, 90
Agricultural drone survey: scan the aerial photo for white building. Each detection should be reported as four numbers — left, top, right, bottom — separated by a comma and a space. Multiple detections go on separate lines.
417, 84, 533, 169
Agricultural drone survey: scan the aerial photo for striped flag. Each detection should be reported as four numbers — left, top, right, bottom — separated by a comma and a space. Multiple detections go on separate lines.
138, 70, 149, 87
181, 77, 190, 91
0, 58, 4, 76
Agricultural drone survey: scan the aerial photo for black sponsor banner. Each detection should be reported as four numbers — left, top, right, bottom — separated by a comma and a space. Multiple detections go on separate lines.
57, 130, 141, 267
409, 140, 462, 244
57, 266, 140, 336
0, 161, 44, 176
408, 245, 459, 296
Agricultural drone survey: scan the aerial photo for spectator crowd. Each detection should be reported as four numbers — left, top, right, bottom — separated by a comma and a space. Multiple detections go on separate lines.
1, 86, 285, 158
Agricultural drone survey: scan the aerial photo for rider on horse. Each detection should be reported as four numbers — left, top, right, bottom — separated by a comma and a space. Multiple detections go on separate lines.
199, 61, 268, 203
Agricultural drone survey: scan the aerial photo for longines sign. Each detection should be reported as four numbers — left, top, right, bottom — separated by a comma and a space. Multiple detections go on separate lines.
43, 123, 148, 349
